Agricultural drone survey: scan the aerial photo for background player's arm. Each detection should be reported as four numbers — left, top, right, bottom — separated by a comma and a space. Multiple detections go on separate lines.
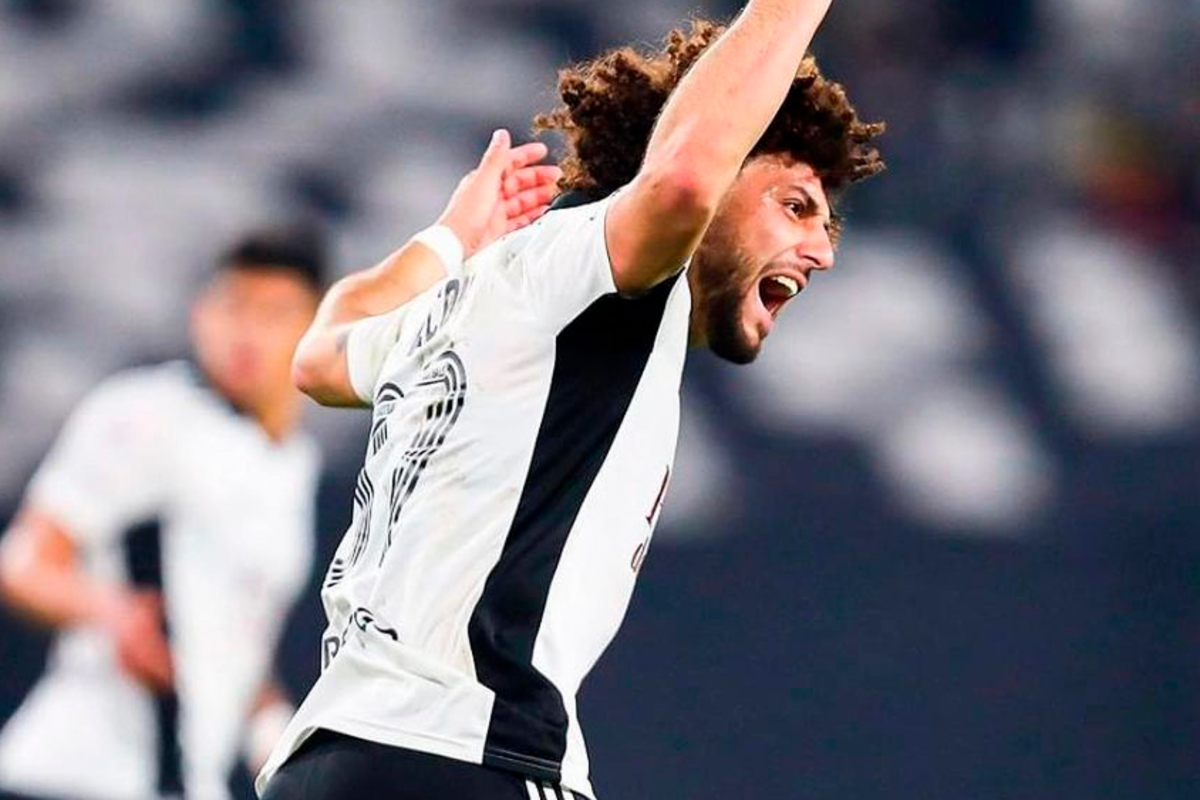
243, 678, 294, 772
606, 0, 835, 292
292, 130, 560, 407
0, 508, 174, 691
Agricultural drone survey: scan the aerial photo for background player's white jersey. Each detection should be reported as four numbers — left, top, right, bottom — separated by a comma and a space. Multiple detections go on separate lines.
259, 195, 691, 800
0, 362, 319, 800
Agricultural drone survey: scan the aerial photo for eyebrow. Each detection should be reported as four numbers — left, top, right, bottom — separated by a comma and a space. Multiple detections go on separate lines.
790, 184, 844, 245
790, 185, 838, 224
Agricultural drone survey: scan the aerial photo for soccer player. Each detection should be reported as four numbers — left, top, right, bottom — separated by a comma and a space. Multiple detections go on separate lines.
0, 227, 331, 800
260, 2, 885, 799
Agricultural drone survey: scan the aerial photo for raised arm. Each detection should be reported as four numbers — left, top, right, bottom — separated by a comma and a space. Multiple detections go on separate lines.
292, 130, 561, 407
606, 0, 835, 292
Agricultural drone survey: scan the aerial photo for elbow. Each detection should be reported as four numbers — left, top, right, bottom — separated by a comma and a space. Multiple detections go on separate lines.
0, 540, 28, 611
641, 130, 740, 218
290, 330, 330, 398
290, 349, 326, 401
644, 162, 721, 227
291, 342, 360, 408
608, 158, 726, 294
638, 155, 729, 244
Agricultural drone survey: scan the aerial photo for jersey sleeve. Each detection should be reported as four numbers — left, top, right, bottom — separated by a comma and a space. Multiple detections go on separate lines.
25, 373, 170, 546
344, 305, 413, 405
510, 192, 621, 332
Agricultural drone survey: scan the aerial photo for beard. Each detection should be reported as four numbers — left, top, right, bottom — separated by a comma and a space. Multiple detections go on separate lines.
691, 234, 761, 365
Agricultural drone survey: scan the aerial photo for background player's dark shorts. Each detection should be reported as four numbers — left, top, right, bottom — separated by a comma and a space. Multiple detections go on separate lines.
261, 730, 571, 800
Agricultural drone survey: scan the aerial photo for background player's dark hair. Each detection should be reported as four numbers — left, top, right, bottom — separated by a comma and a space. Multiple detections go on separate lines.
534, 19, 885, 202
218, 222, 329, 291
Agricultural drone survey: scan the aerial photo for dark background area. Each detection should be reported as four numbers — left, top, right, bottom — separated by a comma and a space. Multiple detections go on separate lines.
2, 0, 1198, 798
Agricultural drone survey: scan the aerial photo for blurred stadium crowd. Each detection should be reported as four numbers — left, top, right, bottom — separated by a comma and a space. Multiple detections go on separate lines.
0, 1, 1197, 799
0, 0, 1196, 535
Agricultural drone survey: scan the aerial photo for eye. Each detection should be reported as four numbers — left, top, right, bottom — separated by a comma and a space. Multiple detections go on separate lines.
783, 200, 805, 217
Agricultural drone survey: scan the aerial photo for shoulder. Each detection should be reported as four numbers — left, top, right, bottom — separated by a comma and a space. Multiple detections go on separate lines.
73, 361, 191, 421
462, 191, 626, 332
520, 191, 617, 246
475, 190, 620, 267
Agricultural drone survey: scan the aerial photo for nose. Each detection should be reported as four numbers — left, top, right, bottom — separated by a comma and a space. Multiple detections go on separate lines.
798, 223, 835, 273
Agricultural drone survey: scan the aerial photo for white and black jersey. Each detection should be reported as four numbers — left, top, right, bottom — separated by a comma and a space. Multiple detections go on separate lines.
258, 193, 691, 800
0, 362, 319, 800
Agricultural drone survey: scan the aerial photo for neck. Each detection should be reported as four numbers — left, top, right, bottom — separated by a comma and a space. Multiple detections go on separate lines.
247, 390, 302, 442
686, 267, 707, 348
194, 362, 302, 442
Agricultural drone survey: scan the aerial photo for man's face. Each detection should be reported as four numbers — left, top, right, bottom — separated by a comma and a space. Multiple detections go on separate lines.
191, 267, 318, 411
689, 156, 836, 364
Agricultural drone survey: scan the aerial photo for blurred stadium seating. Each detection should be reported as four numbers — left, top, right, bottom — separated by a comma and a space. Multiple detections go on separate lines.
1, 1, 1197, 798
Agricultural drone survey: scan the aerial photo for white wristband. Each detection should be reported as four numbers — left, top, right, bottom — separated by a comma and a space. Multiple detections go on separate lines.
413, 224, 465, 279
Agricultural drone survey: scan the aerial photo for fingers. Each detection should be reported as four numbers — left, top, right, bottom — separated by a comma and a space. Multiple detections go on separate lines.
119, 639, 174, 692
476, 128, 513, 178
128, 634, 175, 693
115, 593, 175, 693
505, 181, 559, 218
500, 167, 560, 234
477, 130, 553, 184
506, 205, 550, 233
503, 164, 562, 198
506, 141, 550, 171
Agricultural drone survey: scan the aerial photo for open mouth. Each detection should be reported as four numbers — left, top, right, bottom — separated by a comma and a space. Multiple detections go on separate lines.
757, 274, 801, 318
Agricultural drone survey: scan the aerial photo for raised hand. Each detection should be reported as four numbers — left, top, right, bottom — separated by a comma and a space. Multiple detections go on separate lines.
437, 129, 562, 259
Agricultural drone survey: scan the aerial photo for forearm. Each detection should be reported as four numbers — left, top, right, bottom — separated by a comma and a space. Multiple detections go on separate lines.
609, 0, 834, 290
292, 241, 446, 406
320, 241, 447, 328
646, 0, 831, 200
293, 132, 559, 406
0, 509, 118, 629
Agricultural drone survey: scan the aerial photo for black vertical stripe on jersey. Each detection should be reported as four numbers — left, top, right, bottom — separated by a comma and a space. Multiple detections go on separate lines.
468, 275, 678, 780
123, 519, 184, 797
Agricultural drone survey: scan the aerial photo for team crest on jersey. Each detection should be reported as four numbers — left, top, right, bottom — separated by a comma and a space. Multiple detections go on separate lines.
324, 383, 404, 588
371, 383, 404, 455
381, 350, 467, 563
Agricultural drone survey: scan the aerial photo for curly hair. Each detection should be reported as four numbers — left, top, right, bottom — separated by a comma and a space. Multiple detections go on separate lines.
534, 19, 885, 200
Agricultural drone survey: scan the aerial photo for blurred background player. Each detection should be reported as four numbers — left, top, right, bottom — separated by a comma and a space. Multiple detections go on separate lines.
0, 228, 328, 800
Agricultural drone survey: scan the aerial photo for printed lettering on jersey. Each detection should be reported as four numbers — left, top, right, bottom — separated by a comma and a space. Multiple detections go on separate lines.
320, 605, 401, 670
350, 606, 399, 641
644, 465, 671, 526
412, 277, 470, 353
633, 466, 671, 573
